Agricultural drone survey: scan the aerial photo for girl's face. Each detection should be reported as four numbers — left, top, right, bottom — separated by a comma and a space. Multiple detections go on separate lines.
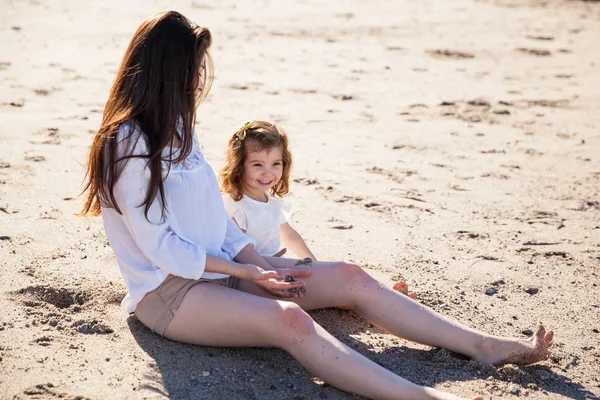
242, 143, 284, 201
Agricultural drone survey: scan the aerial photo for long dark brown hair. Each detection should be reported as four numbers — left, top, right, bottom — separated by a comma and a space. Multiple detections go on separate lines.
219, 120, 293, 201
79, 11, 213, 218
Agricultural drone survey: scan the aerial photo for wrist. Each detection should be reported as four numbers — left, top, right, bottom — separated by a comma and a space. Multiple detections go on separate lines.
230, 261, 253, 280
225, 260, 239, 277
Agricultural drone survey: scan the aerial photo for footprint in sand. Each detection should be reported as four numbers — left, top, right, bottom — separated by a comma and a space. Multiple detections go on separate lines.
29, 127, 72, 145
515, 48, 552, 57
21, 383, 91, 399
32, 87, 63, 96
1, 99, 24, 108
479, 149, 506, 154
332, 94, 354, 101
290, 88, 317, 95
71, 319, 113, 335
33, 336, 53, 347
293, 177, 319, 186
456, 230, 488, 239
366, 166, 418, 185
480, 171, 510, 179
449, 183, 470, 191
526, 35, 554, 41
428, 99, 516, 125
520, 148, 544, 156
426, 49, 475, 60
15, 285, 90, 310
24, 155, 46, 162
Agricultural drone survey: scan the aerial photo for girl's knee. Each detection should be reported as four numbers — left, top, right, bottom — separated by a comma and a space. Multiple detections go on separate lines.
335, 261, 381, 306
337, 261, 374, 284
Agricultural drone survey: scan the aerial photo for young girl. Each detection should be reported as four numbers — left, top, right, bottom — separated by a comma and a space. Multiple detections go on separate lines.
219, 120, 316, 260
80, 11, 553, 400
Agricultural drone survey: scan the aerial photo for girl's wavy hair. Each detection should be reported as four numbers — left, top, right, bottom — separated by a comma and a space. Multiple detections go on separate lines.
219, 121, 292, 201
79, 11, 213, 219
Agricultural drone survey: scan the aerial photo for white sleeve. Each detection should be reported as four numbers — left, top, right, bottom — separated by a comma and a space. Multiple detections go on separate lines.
279, 197, 292, 224
222, 196, 248, 231
222, 217, 254, 259
113, 140, 206, 280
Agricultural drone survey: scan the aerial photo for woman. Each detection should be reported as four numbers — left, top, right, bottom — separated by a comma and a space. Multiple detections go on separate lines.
80, 11, 553, 400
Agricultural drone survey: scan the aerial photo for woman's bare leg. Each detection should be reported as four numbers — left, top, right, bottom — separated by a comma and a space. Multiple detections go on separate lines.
246, 258, 553, 365
162, 283, 481, 400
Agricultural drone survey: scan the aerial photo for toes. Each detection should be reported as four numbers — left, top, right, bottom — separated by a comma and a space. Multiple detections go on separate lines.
543, 330, 554, 345
534, 324, 547, 341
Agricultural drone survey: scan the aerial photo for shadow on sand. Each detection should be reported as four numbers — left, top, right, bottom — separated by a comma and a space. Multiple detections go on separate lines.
127, 308, 595, 400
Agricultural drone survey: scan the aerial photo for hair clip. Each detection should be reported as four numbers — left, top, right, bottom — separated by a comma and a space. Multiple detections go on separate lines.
236, 121, 253, 141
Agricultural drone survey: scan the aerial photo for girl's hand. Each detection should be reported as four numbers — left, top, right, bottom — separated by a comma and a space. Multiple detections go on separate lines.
273, 264, 312, 280
238, 264, 308, 298
272, 248, 287, 257
237, 263, 279, 281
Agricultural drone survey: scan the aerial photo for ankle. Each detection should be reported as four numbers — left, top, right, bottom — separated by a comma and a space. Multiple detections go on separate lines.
471, 334, 496, 364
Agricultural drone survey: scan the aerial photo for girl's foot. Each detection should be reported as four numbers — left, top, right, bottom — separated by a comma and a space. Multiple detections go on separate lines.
477, 324, 554, 365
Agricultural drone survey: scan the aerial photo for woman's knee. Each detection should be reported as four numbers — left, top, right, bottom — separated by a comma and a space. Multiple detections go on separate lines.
270, 302, 315, 346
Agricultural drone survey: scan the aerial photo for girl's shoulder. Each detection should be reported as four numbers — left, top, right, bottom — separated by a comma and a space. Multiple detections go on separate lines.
222, 194, 249, 229
222, 193, 243, 212
268, 193, 292, 222
222, 193, 236, 205
266, 193, 285, 205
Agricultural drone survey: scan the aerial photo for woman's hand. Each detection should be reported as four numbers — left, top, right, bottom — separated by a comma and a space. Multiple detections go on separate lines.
238, 264, 308, 298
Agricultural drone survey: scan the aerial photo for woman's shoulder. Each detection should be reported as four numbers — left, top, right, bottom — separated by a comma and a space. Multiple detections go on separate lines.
115, 120, 148, 156
116, 120, 140, 139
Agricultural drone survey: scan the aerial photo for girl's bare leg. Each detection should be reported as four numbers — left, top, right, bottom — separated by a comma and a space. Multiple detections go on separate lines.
162, 283, 481, 400
246, 258, 553, 365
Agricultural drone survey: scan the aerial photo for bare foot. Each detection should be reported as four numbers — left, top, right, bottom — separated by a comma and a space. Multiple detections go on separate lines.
478, 324, 554, 365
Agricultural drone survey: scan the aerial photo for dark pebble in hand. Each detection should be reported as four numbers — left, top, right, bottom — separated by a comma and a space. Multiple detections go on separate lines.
289, 286, 307, 295
284, 275, 296, 283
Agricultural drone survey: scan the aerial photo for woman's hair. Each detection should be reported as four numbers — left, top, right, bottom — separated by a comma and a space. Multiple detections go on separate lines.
220, 121, 292, 201
79, 11, 213, 218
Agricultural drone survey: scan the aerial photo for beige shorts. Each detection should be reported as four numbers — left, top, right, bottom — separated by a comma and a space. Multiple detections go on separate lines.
135, 274, 240, 336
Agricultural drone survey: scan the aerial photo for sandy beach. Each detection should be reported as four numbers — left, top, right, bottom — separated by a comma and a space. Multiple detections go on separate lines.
1, 0, 599, 398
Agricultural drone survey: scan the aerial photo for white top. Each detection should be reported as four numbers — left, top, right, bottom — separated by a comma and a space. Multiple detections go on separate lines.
101, 121, 253, 314
222, 194, 291, 257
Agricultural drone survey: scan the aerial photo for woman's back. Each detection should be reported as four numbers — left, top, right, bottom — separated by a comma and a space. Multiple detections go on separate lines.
101, 121, 245, 313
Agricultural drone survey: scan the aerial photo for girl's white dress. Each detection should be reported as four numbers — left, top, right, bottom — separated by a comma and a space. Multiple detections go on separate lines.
101, 121, 253, 313
222, 193, 291, 257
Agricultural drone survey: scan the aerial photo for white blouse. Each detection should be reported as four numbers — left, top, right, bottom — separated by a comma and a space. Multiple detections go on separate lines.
101, 121, 253, 314
222, 194, 291, 257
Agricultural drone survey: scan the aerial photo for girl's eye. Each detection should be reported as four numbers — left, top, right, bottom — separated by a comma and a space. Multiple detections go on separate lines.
273, 162, 282, 166
253, 163, 262, 167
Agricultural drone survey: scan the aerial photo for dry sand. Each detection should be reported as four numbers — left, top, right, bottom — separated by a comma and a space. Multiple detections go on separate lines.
1, 0, 599, 398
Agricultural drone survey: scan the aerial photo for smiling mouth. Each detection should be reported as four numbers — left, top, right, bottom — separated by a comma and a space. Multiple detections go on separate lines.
258, 179, 274, 185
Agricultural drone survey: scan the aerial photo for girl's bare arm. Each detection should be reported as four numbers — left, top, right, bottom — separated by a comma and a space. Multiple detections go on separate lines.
280, 222, 316, 260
